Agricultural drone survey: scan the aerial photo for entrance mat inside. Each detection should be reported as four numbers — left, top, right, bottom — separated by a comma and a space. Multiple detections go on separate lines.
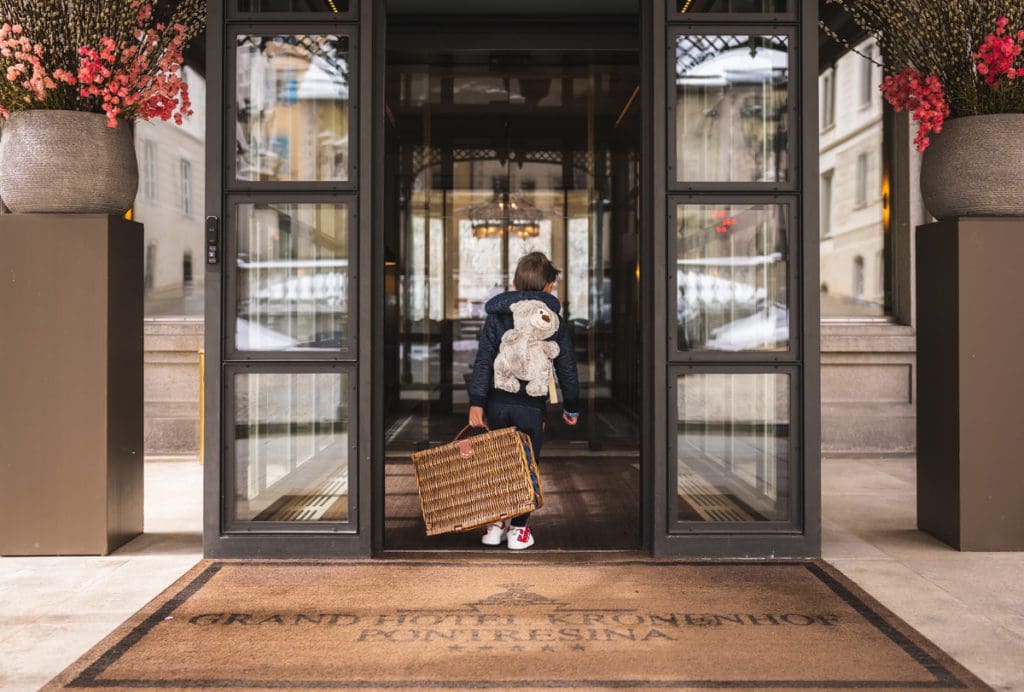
48, 560, 987, 690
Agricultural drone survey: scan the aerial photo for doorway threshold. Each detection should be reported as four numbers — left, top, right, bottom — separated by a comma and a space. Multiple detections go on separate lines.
373, 549, 651, 563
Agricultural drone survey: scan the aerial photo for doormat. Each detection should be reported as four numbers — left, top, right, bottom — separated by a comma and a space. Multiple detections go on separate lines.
46, 560, 987, 690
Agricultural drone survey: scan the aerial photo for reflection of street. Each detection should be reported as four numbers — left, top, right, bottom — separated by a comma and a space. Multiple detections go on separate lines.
237, 433, 349, 522
677, 434, 788, 522
675, 372, 788, 523
236, 318, 299, 351
235, 372, 350, 522
706, 303, 787, 351
676, 260, 787, 351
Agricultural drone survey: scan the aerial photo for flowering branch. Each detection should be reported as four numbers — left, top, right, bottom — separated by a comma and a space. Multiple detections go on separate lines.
821, 0, 1024, 124
0, 0, 203, 127
880, 68, 951, 151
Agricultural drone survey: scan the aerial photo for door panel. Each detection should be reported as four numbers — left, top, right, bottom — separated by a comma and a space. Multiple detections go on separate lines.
206, 0, 373, 557
227, 367, 356, 530
651, 0, 820, 556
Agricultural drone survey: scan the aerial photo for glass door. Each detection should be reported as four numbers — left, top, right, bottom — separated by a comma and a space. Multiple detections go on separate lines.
205, 1, 372, 557
651, 0, 821, 557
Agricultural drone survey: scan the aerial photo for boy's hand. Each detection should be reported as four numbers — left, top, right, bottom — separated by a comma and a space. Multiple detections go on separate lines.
469, 406, 486, 428
563, 411, 579, 426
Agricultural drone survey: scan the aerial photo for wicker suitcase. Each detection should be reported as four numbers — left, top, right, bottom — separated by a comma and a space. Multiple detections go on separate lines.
410, 425, 543, 536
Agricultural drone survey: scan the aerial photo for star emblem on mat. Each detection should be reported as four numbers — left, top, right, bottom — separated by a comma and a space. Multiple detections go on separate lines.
465, 583, 567, 609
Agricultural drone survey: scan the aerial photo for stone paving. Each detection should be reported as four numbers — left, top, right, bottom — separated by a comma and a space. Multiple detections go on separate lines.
1, 457, 1022, 690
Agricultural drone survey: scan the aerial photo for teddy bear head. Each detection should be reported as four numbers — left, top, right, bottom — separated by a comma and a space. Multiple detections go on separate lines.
509, 299, 559, 340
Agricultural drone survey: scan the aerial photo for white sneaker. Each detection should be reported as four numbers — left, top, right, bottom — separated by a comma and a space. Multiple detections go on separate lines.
507, 526, 535, 550
481, 520, 510, 546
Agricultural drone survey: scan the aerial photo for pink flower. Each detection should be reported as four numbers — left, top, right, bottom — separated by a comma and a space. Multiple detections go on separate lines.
0, 14, 196, 128
975, 17, 1024, 86
881, 67, 950, 151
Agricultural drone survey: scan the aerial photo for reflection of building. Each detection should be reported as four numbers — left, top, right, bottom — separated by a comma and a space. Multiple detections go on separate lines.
135, 67, 207, 455
235, 35, 350, 182
675, 35, 789, 184
818, 39, 884, 317
134, 66, 207, 317
817, 35, 916, 457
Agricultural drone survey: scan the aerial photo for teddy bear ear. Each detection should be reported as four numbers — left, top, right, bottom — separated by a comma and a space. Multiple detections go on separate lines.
510, 301, 530, 314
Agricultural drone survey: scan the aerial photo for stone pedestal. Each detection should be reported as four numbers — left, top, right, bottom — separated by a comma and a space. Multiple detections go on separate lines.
0, 214, 143, 555
916, 217, 1024, 550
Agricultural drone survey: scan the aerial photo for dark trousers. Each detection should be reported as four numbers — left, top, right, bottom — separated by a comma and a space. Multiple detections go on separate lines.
485, 401, 544, 527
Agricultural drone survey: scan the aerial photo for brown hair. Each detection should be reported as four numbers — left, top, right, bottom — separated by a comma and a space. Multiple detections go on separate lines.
513, 252, 559, 292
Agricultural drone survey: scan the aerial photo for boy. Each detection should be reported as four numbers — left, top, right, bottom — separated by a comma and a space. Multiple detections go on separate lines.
467, 252, 580, 550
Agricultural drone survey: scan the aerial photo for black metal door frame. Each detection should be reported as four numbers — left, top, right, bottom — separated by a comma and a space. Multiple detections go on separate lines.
204, 0, 375, 558
647, 0, 821, 558
204, 0, 820, 559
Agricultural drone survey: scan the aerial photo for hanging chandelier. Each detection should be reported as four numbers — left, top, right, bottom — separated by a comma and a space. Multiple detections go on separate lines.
467, 179, 544, 239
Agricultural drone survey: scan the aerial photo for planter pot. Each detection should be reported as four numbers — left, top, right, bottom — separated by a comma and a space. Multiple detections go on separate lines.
920, 113, 1024, 220
0, 110, 138, 214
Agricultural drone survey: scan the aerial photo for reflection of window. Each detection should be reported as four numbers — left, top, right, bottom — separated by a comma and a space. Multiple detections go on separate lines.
821, 68, 835, 129
854, 255, 865, 299
856, 152, 868, 206
145, 243, 156, 292
183, 251, 194, 288
821, 170, 833, 237
278, 68, 299, 104
860, 45, 875, 106
142, 140, 158, 202
233, 371, 349, 523
180, 159, 193, 216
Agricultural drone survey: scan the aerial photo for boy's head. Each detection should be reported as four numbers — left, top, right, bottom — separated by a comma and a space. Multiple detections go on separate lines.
513, 252, 559, 292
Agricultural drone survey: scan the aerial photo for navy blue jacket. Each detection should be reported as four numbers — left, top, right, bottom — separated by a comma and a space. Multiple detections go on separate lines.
468, 291, 580, 415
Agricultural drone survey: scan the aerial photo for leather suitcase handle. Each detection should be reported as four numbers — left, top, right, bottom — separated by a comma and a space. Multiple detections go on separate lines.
453, 423, 489, 441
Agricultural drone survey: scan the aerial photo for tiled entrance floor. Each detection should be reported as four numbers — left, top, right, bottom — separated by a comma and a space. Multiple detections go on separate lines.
1, 457, 1022, 690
